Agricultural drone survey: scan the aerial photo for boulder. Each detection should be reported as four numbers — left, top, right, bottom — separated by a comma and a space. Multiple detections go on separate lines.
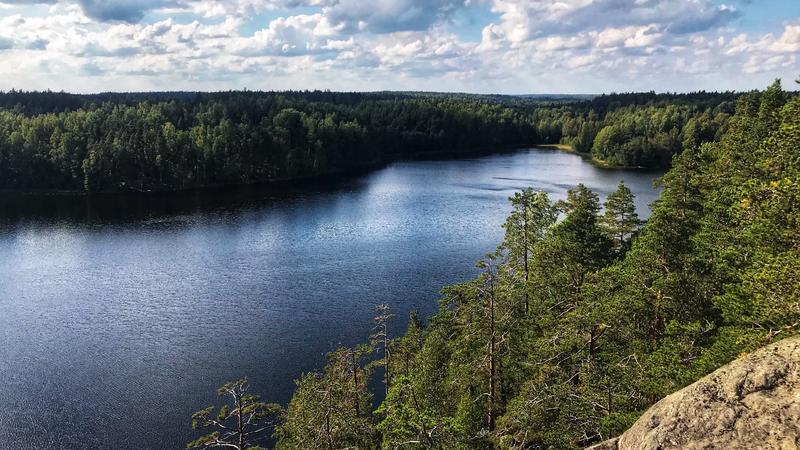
588, 336, 800, 450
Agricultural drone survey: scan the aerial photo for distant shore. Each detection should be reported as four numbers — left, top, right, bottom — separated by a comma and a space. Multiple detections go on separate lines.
536, 143, 642, 169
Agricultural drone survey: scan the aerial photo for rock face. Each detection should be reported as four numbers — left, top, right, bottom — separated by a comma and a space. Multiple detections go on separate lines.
588, 336, 800, 450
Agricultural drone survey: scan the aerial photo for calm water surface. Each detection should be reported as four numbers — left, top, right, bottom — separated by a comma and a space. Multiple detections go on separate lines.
0, 148, 662, 449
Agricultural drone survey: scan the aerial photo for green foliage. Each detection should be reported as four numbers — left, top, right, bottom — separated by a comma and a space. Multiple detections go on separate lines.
275, 346, 376, 449
543, 93, 735, 167
0, 92, 539, 192
602, 181, 641, 254
376, 375, 466, 449
370, 304, 395, 401
188, 378, 281, 450
258, 80, 800, 449
0, 90, 740, 192
502, 188, 557, 314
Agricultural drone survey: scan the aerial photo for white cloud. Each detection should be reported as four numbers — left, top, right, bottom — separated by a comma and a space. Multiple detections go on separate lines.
0, 0, 797, 93
483, 0, 739, 43
321, 0, 469, 33
182, 0, 334, 19
594, 25, 662, 49
726, 22, 800, 55
232, 13, 348, 56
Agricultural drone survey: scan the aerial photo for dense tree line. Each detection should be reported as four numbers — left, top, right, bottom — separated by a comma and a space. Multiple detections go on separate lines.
0, 90, 742, 192
0, 92, 534, 192
187, 79, 798, 449
531, 92, 737, 167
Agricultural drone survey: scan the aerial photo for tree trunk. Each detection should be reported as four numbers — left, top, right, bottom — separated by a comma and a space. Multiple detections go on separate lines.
384, 328, 391, 398
488, 274, 497, 433
236, 391, 245, 450
351, 350, 360, 417
325, 389, 333, 450
523, 208, 530, 315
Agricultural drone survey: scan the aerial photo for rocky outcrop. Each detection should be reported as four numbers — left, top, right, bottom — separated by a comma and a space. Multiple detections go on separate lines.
588, 336, 800, 450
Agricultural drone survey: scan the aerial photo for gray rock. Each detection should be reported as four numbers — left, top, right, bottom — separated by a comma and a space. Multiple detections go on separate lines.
588, 336, 800, 450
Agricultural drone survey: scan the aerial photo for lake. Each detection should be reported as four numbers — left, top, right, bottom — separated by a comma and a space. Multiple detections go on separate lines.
0, 148, 662, 449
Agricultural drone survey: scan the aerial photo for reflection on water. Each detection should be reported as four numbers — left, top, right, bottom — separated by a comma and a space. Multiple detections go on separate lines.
0, 148, 662, 449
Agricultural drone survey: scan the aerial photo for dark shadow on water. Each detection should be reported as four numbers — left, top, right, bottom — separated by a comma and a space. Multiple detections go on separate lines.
0, 147, 529, 225
0, 176, 370, 225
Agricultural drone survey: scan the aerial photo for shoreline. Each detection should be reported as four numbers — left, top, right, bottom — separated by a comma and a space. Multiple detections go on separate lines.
0, 144, 533, 197
0, 144, 652, 197
536, 143, 645, 170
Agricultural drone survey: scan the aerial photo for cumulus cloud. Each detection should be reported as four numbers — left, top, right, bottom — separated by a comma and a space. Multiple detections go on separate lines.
594, 25, 663, 49
722, 21, 800, 74
233, 13, 348, 56
184, 0, 334, 18
465, 0, 793, 91
484, 0, 739, 44
0, 0, 328, 22
1, 0, 471, 30
0, 0, 55, 4
322, 0, 468, 33
76, 0, 171, 22
726, 22, 800, 55
0, 0, 797, 93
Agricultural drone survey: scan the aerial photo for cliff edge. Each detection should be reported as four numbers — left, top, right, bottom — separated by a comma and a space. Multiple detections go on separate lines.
588, 336, 800, 450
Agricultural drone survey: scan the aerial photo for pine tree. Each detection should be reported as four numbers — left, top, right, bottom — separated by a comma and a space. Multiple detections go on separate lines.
276, 348, 375, 449
371, 304, 395, 401
188, 378, 281, 450
471, 255, 518, 437
553, 184, 614, 282
601, 181, 641, 253
502, 188, 557, 315
276, 80, 800, 450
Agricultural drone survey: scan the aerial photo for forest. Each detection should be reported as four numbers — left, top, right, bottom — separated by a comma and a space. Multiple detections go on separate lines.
0, 89, 739, 192
186, 79, 800, 449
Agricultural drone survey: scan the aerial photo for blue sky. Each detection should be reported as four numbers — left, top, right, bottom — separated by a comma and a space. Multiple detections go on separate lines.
0, 0, 797, 94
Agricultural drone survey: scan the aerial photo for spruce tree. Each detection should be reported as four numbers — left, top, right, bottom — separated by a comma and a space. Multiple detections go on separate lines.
601, 181, 641, 253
